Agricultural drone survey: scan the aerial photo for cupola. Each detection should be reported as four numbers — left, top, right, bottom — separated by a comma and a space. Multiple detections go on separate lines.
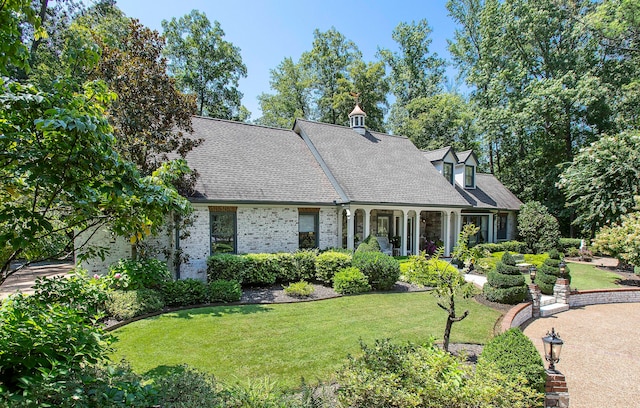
349, 103, 366, 135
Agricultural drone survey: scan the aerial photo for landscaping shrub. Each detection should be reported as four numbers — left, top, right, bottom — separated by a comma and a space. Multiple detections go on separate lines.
150, 365, 224, 408
478, 328, 546, 392
404, 254, 458, 287
274, 252, 297, 283
31, 271, 108, 319
283, 280, 315, 298
476, 241, 527, 254
206, 253, 247, 283
333, 267, 371, 294
336, 339, 543, 408
537, 254, 572, 295
161, 279, 208, 307
108, 258, 172, 290
483, 252, 527, 304
355, 234, 381, 253
106, 289, 165, 320
208, 279, 242, 303
518, 201, 561, 254
352, 251, 400, 291
315, 251, 352, 283
0, 295, 112, 402
244, 253, 280, 286
559, 238, 582, 254
293, 249, 317, 281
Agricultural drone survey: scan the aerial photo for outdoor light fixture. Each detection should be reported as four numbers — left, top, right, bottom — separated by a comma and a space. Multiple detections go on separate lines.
559, 261, 567, 277
529, 265, 537, 282
542, 328, 564, 371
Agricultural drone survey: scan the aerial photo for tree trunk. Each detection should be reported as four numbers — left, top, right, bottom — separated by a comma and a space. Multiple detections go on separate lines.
443, 315, 454, 352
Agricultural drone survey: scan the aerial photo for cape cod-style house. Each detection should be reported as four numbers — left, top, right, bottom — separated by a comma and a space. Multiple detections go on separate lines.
80, 105, 522, 280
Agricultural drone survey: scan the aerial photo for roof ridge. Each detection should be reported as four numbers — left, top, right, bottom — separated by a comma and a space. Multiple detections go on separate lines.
193, 115, 294, 133
296, 118, 408, 139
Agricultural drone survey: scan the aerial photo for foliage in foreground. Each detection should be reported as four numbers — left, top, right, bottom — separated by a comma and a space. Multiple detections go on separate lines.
337, 339, 543, 408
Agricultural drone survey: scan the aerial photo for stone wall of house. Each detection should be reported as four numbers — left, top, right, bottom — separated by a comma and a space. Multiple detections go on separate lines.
507, 211, 518, 241
178, 205, 210, 280
319, 207, 339, 249
237, 207, 299, 254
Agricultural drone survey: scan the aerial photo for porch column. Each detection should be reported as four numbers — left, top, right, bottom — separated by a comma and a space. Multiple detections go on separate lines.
363, 208, 371, 240
402, 209, 409, 256
413, 209, 421, 256
443, 211, 451, 256
452, 210, 462, 254
346, 208, 355, 251
488, 213, 494, 243
337, 209, 343, 249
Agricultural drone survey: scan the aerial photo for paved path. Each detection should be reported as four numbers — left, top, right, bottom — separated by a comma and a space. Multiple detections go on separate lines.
523, 303, 640, 408
0, 262, 74, 300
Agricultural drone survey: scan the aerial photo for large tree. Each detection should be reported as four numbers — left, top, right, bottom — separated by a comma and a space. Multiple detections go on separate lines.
448, 0, 614, 233
162, 10, 248, 120
379, 19, 446, 136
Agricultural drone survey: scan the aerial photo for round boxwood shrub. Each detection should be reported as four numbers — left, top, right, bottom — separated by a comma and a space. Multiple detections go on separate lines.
333, 267, 372, 294
293, 249, 317, 281
208, 279, 242, 303
478, 328, 546, 392
483, 252, 527, 304
315, 251, 352, 283
283, 280, 315, 298
352, 251, 400, 291
207, 254, 247, 283
243, 253, 280, 286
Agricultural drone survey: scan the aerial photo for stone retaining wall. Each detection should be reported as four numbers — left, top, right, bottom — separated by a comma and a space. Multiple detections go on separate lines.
569, 288, 640, 308
500, 301, 532, 333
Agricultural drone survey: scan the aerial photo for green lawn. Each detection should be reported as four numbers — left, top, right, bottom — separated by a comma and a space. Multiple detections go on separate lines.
110, 292, 501, 388
565, 262, 622, 290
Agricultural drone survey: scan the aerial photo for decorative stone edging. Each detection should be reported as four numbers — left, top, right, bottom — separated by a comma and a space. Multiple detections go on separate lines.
500, 287, 640, 332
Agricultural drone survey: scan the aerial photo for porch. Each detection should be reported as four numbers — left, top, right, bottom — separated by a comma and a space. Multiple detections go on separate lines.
337, 206, 463, 257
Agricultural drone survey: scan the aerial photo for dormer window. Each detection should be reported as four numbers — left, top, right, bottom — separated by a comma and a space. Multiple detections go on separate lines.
465, 165, 475, 188
443, 162, 453, 184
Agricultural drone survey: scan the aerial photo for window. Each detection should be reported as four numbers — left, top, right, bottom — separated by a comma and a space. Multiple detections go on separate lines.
496, 214, 508, 240
299, 210, 319, 249
462, 215, 489, 246
210, 209, 236, 254
443, 162, 454, 184
465, 165, 475, 188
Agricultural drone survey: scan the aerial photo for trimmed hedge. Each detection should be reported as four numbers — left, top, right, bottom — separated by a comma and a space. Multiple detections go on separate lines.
315, 251, 352, 283
478, 328, 546, 392
106, 289, 165, 320
559, 238, 582, 253
208, 280, 242, 303
352, 251, 400, 291
475, 241, 527, 254
161, 279, 208, 307
207, 254, 247, 283
333, 267, 371, 294
483, 252, 527, 304
293, 250, 318, 281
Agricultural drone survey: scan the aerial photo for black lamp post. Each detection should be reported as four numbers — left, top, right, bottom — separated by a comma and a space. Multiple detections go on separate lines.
559, 261, 567, 278
542, 328, 564, 371
529, 265, 537, 283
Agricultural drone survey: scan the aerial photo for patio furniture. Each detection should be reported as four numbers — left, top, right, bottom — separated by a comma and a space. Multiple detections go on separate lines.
376, 237, 393, 256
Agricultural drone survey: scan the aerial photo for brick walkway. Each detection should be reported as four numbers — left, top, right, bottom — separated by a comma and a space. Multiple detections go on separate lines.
523, 303, 640, 408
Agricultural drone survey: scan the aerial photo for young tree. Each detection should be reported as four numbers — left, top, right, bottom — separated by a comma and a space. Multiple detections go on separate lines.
405, 224, 479, 351
162, 10, 248, 120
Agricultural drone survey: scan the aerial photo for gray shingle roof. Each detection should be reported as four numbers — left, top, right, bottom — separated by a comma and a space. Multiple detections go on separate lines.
185, 117, 342, 204
456, 173, 523, 210
457, 150, 474, 164
422, 146, 454, 162
295, 120, 469, 207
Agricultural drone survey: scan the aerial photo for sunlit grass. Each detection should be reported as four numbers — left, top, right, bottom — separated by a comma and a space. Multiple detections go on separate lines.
110, 292, 501, 388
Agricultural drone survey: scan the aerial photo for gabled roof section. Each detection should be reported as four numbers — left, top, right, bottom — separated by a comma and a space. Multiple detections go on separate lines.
295, 119, 469, 207
184, 117, 342, 204
456, 173, 523, 210
422, 146, 459, 163
457, 149, 478, 165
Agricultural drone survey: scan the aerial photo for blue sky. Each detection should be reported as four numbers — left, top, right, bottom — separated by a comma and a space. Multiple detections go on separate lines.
117, 0, 462, 120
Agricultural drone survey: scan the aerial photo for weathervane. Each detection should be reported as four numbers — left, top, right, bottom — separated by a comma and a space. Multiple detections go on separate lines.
349, 91, 361, 105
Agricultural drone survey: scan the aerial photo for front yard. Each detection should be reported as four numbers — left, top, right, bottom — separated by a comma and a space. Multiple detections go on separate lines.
110, 291, 500, 388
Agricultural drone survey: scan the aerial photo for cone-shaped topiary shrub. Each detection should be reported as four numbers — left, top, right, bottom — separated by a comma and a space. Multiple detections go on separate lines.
536, 251, 571, 295
483, 251, 527, 304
